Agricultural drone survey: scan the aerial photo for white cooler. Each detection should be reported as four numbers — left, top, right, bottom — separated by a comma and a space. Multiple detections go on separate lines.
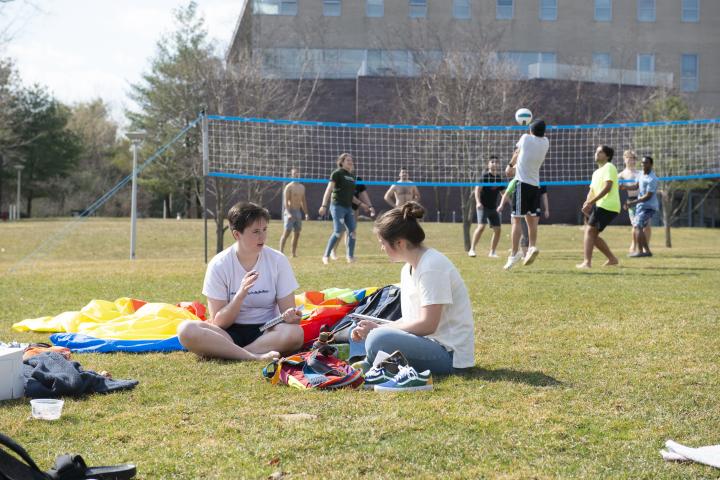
0, 347, 25, 400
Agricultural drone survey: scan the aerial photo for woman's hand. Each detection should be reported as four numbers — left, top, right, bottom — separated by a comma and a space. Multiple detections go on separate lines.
281, 307, 302, 324
351, 320, 379, 342
238, 270, 259, 296
318, 205, 327, 216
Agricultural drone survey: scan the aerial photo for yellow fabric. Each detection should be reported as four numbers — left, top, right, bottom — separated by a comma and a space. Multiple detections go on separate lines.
13, 297, 200, 340
590, 162, 620, 213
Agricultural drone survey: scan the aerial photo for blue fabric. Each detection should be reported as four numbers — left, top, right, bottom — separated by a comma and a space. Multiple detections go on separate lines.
633, 206, 656, 228
50, 333, 186, 353
637, 171, 659, 211
323, 204, 357, 258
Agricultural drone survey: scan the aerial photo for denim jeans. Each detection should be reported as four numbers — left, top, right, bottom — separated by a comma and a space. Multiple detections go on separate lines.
323, 203, 356, 258
350, 326, 454, 375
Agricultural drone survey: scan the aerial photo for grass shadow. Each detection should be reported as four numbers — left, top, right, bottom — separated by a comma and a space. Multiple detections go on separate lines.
456, 366, 563, 387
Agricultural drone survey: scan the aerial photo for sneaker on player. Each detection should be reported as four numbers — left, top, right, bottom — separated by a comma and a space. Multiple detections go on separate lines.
346, 256, 356, 264
467, 249, 477, 257
374, 365, 433, 392
503, 252, 523, 271
488, 251, 499, 258
362, 350, 408, 389
523, 246, 539, 266
322, 256, 329, 265
329, 251, 338, 261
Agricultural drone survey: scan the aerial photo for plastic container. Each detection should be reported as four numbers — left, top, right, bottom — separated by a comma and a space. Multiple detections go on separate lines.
30, 399, 64, 420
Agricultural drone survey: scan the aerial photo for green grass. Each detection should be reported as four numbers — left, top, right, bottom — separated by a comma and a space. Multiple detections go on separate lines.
1, 218, 719, 479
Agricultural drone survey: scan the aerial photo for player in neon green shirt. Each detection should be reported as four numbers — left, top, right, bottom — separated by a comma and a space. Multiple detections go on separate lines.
577, 145, 620, 269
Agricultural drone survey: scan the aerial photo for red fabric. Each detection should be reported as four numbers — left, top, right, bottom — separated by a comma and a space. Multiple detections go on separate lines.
130, 298, 147, 312
299, 305, 355, 347
176, 301, 207, 320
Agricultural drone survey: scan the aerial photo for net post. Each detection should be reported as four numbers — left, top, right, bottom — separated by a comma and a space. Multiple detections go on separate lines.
202, 111, 209, 264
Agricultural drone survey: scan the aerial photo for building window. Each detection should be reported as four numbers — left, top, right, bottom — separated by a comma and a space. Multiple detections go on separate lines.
595, 0, 611, 21
682, 0, 699, 22
637, 53, 655, 85
539, 0, 557, 20
253, 0, 297, 15
637, 0, 655, 22
323, 0, 341, 16
409, 0, 427, 18
367, 0, 384, 17
592, 53, 611, 81
500, 51, 556, 78
453, 0, 471, 19
497, 0, 513, 19
681, 54, 699, 92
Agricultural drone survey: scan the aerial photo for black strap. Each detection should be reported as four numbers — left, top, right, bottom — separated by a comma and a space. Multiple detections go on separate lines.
0, 433, 46, 475
47, 455, 87, 480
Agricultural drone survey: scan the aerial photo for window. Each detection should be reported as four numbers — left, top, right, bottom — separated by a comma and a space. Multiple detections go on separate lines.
453, 0, 471, 19
682, 0, 699, 22
540, 0, 557, 20
409, 0, 427, 18
637, 53, 655, 85
253, 0, 297, 15
499, 51, 556, 78
681, 54, 698, 92
595, 0, 611, 21
592, 53, 611, 81
367, 0, 383, 17
637, 0, 655, 22
497, 0, 513, 19
323, 0, 341, 16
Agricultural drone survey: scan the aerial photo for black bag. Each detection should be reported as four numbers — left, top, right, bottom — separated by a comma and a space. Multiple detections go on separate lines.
331, 285, 402, 342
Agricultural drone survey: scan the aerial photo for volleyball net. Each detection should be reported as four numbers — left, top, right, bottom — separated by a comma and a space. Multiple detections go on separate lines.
204, 115, 720, 186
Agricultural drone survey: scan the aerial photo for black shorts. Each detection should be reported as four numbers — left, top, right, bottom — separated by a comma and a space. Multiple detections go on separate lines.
512, 182, 541, 217
225, 323, 264, 347
587, 206, 618, 232
477, 207, 501, 227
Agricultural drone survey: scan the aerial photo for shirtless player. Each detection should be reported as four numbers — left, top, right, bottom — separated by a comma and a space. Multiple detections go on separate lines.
279, 168, 309, 257
384, 168, 421, 207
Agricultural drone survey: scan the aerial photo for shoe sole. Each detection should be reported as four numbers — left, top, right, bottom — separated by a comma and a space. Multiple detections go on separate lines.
523, 249, 539, 266
374, 384, 433, 392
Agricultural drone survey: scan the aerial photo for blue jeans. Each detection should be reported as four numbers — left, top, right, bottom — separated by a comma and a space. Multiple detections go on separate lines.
323, 204, 356, 258
350, 326, 454, 375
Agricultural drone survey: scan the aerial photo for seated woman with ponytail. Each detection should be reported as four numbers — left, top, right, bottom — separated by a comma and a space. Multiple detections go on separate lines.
351, 201, 475, 375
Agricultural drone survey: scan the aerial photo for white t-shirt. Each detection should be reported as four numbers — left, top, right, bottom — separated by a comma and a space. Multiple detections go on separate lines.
400, 248, 475, 368
515, 133, 550, 186
202, 244, 299, 325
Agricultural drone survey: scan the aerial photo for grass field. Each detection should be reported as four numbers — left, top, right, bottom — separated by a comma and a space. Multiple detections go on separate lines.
1, 218, 719, 479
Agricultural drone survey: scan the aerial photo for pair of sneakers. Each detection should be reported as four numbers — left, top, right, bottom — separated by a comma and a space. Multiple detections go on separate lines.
468, 250, 499, 258
357, 350, 433, 392
503, 246, 539, 270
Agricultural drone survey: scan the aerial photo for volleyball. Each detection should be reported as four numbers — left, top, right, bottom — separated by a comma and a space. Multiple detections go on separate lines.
515, 108, 533, 126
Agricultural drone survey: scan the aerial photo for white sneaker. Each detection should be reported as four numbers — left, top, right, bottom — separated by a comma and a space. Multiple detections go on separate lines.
346, 256, 356, 264
467, 249, 476, 257
523, 246, 540, 266
503, 252, 523, 271
488, 251, 499, 258
329, 251, 338, 261
322, 256, 329, 265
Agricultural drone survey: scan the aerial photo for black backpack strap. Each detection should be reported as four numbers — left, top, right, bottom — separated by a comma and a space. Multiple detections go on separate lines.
47, 454, 87, 480
0, 433, 49, 479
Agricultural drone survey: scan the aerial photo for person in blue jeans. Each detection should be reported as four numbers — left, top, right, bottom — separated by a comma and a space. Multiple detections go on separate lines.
625, 155, 659, 258
318, 153, 373, 264
350, 201, 475, 375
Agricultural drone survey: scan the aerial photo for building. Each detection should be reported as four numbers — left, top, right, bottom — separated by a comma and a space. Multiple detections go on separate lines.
228, 0, 719, 116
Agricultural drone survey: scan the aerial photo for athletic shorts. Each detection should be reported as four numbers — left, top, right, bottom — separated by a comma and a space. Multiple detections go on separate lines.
627, 197, 638, 223
225, 324, 264, 348
476, 207, 501, 227
283, 208, 303, 232
512, 182, 541, 217
588, 205, 618, 232
633, 207, 656, 228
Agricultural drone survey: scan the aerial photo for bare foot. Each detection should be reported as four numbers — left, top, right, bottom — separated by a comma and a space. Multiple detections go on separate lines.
576, 262, 591, 269
257, 351, 280, 362
603, 259, 619, 266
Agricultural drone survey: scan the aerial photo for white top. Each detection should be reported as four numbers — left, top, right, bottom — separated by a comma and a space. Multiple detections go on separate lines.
400, 248, 475, 368
618, 168, 641, 197
202, 244, 298, 325
515, 134, 550, 186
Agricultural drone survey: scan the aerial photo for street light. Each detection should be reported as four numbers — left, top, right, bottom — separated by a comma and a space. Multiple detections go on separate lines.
126, 131, 146, 260
14, 165, 24, 220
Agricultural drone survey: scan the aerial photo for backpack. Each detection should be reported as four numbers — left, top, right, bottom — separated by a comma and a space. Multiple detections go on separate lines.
331, 285, 402, 342
262, 334, 364, 390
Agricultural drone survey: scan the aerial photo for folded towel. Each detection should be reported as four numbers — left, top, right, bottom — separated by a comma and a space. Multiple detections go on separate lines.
660, 440, 720, 469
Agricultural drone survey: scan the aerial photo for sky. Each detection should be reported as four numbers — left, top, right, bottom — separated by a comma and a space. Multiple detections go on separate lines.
1, 0, 243, 126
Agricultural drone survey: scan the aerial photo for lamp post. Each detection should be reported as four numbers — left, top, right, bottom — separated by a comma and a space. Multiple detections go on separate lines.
126, 131, 146, 260
14, 165, 24, 220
